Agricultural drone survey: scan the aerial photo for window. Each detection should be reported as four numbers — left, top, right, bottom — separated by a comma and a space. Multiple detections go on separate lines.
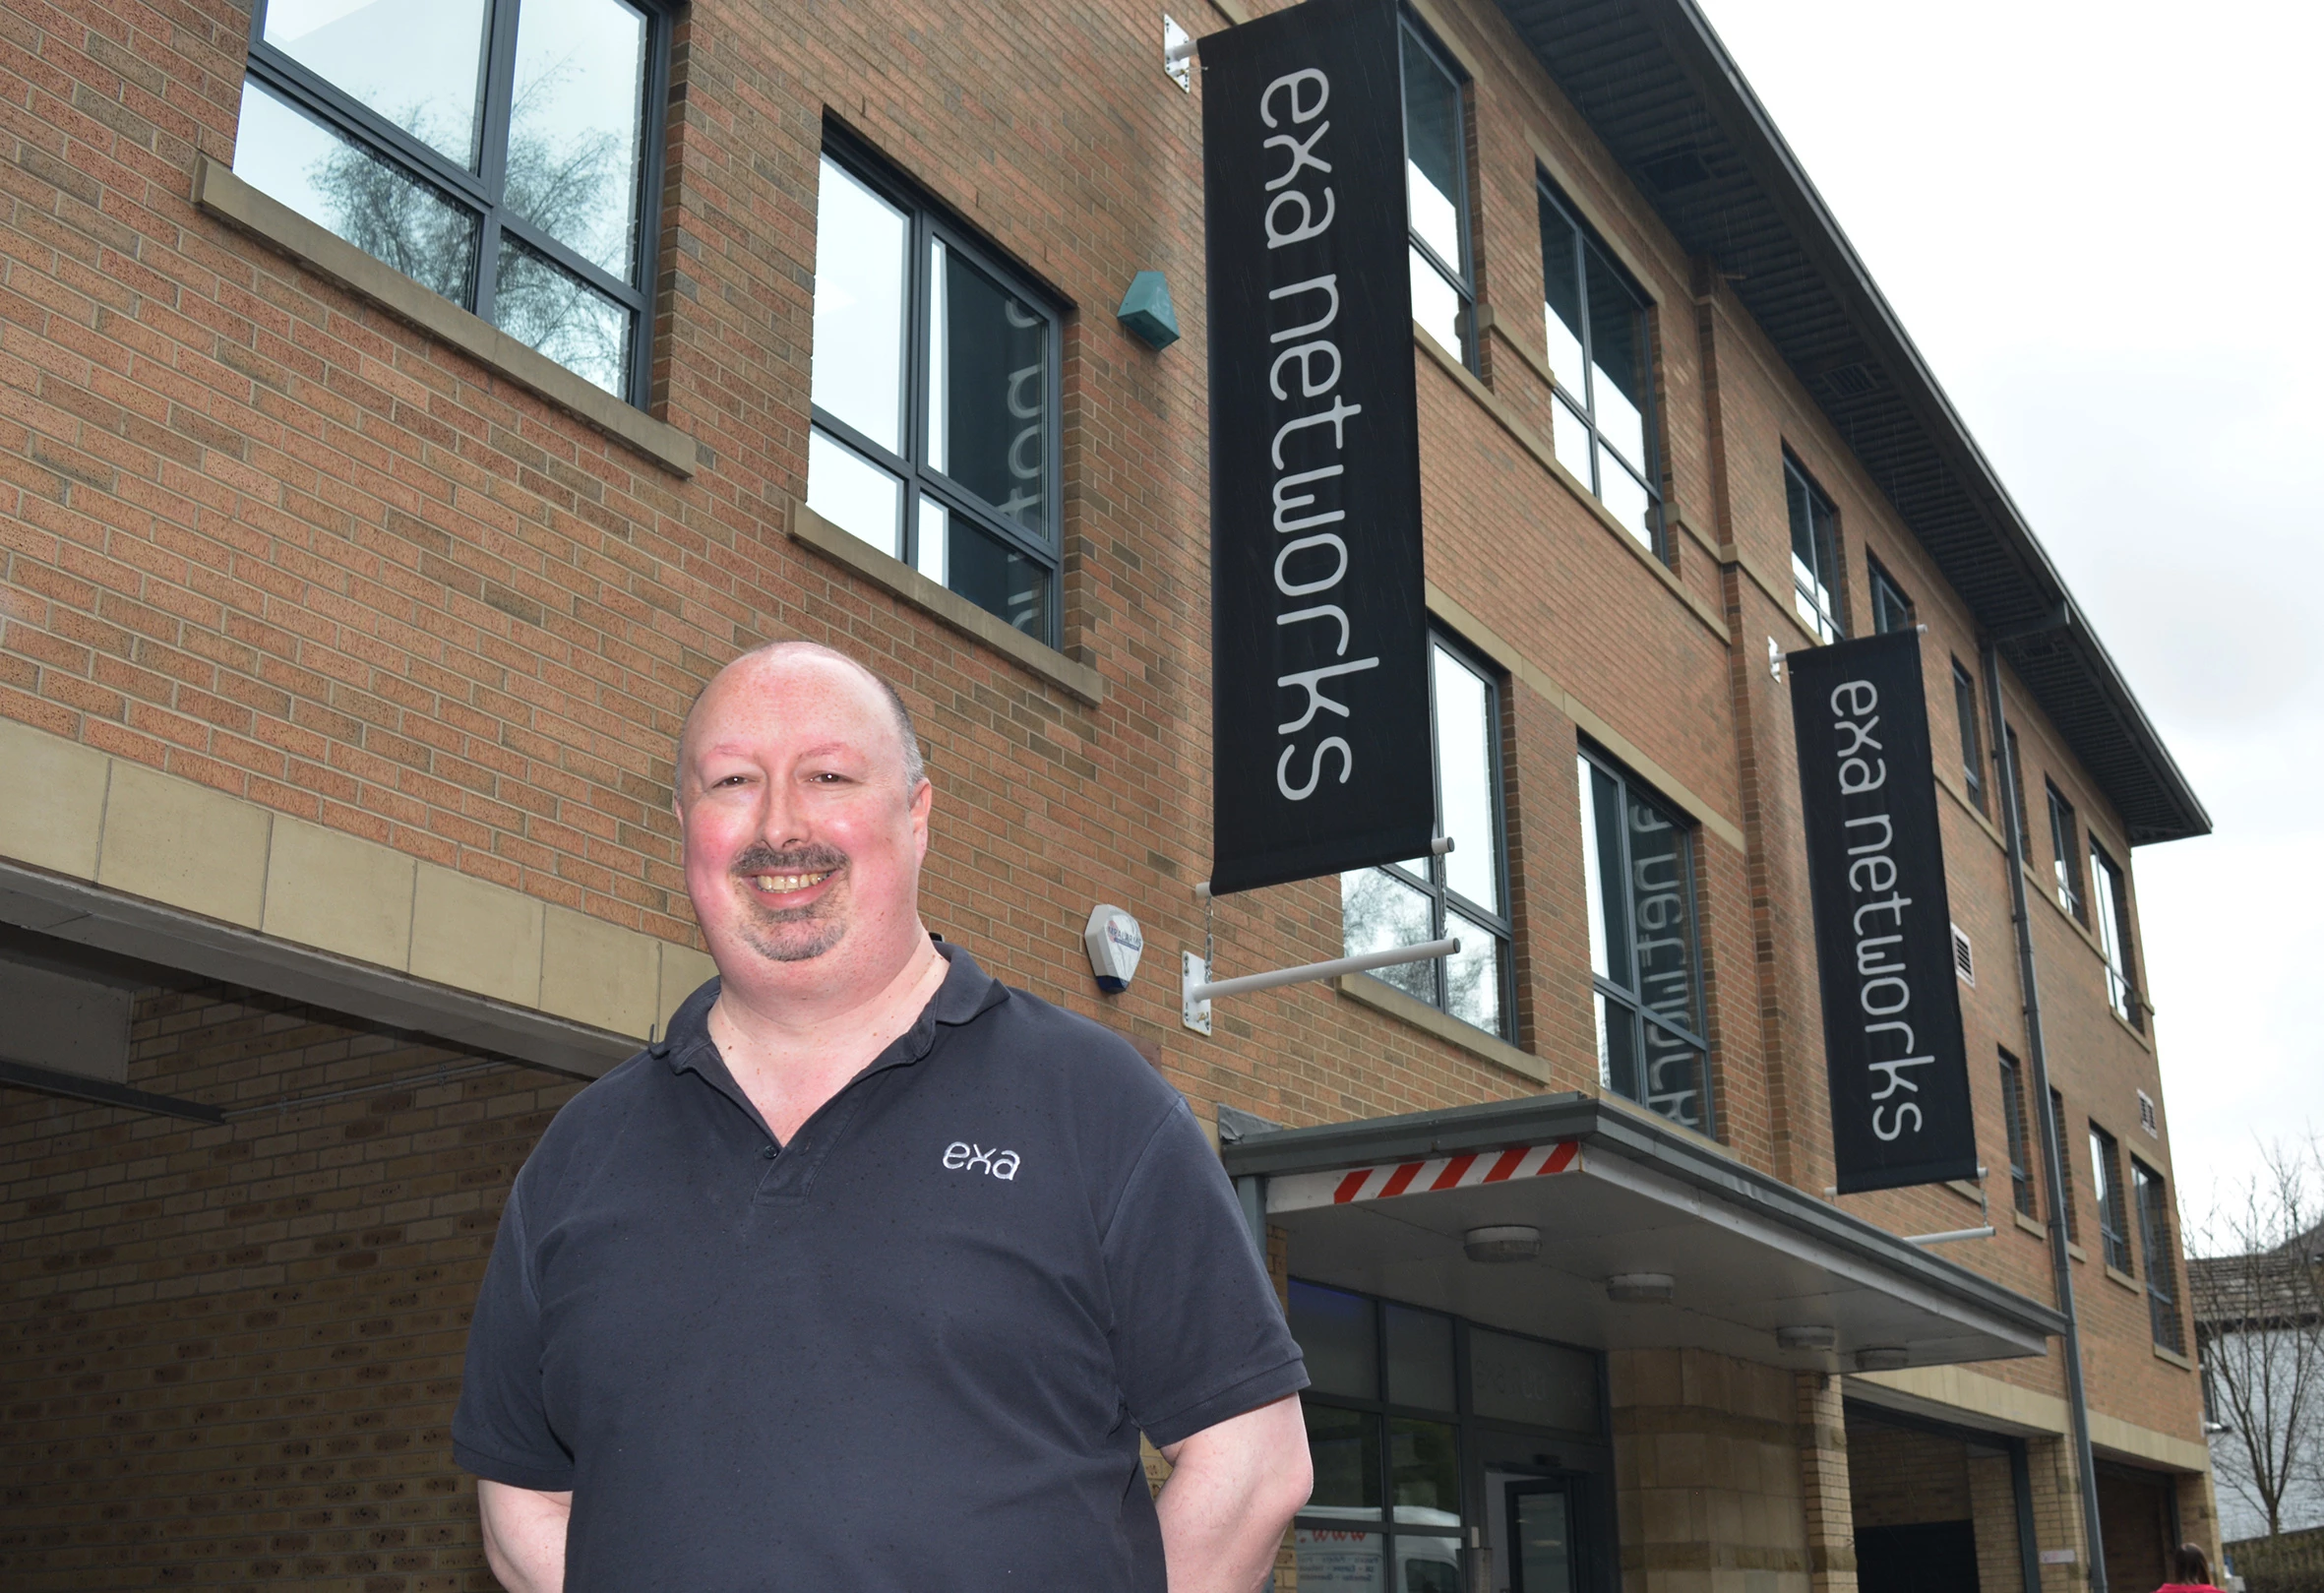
2134, 1160, 2184, 1353
2138, 1090, 2159, 1137
231, 0, 668, 401
1998, 1051, 2036, 1219
2048, 784, 2085, 924
1868, 559, 1915, 636
2052, 1089, 2080, 1244
2090, 840, 2141, 1029
1342, 639, 1513, 1038
2091, 1125, 2132, 1273
1577, 750, 1711, 1133
1784, 457, 1843, 643
806, 146, 1063, 643
1541, 182, 1660, 551
1952, 662, 1986, 814
1402, 22, 1473, 366
1288, 1280, 1602, 1593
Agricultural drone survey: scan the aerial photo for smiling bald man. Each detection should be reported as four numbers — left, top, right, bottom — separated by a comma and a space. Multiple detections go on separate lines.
452, 642, 1312, 1592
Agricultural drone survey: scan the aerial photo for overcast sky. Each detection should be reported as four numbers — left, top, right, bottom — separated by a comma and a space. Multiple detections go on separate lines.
1693, 0, 2323, 1241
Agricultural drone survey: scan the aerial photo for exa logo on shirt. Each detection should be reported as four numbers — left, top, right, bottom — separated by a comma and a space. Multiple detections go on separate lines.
942, 1141, 1020, 1180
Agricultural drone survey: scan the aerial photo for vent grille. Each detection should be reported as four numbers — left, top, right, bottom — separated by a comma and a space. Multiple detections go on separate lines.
2138, 1089, 2159, 1137
1951, 923, 1976, 986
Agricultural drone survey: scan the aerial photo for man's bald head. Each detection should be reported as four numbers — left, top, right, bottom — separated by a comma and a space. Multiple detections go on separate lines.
678, 642, 924, 795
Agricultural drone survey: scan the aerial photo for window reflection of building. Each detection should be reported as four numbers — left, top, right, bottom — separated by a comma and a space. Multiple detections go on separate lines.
1577, 750, 1711, 1133
1784, 456, 1844, 643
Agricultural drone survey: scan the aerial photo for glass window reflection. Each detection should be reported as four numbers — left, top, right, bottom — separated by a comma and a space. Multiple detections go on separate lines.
1340, 638, 1511, 1038
261, 0, 491, 169
1577, 750, 1711, 1133
507, 0, 649, 279
929, 240, 1052, 541
1538, 181, 1661, 551
1401, 22, 1473, 370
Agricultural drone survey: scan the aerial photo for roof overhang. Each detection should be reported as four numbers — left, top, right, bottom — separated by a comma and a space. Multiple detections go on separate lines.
1224, 1094, 2066, 1370
1491, 0, 2208, 843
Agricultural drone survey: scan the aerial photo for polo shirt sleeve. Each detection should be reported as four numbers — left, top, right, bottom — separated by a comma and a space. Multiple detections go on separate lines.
452, 1178, 575, 1492
1102, 1097, 1309, 1449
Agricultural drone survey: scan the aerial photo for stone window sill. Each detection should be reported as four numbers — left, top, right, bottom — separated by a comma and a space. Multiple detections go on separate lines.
2014, 1209, 2048, 1240
192, 155, 697, 478
2153, 1341, 2192, 1372
788, 503, 1104, 706
2104, 1262, 2140, 1293
1333, 970, 1551, 1086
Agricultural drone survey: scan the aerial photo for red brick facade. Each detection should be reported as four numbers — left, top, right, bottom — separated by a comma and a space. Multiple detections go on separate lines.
1, 0, 2207, 1585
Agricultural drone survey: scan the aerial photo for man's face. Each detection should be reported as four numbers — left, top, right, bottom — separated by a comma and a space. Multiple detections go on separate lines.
674, 650, 930, 979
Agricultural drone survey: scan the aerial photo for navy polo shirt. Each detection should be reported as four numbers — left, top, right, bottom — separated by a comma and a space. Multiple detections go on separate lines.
453, 943, 1306, 1591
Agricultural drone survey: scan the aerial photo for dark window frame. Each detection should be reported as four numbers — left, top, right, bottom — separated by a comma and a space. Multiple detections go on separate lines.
1783, 453, 1845, 643
2005, 725, 2032, 858
2090, 1123, 2133, 1273
1998, 1051, 2036, 1220
1344, 632, 1517, 1040
1577, 745, 1714, 1136
1951, 661, 1986, 814
1400, 17, 1475, 370
1538, 177, 1663, 555
2133, 1158, 2184, 1353
2047, 783, 2086, 924
239, 0, 674, 407
808, 133, 1068, 647
1867, 557, 1915, 636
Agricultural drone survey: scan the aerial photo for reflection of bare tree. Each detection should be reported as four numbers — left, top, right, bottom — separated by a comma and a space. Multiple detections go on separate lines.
306, 62, 634, 390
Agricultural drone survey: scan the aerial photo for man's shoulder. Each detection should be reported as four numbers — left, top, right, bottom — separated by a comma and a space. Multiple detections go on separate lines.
511, 1046, 670, 1203
975, 982, 1178, 1103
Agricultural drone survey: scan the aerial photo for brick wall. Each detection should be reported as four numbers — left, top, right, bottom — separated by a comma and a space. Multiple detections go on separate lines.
0, 983, 576, 1589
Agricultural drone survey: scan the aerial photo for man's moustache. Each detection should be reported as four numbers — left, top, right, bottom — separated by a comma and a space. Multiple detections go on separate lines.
729, 844, 848, 876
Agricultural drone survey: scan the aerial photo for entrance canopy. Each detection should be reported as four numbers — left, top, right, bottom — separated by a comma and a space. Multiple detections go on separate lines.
1222, 1094, 2064, 1371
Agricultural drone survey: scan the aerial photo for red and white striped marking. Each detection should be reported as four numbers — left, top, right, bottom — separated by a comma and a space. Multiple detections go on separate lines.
1268, 1139, 1581, 1214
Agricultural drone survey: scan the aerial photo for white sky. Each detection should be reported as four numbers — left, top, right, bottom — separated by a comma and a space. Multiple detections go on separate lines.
1693, 0, 2324, 1240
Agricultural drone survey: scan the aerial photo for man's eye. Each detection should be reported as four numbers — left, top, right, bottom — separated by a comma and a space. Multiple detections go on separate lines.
714, 774, 749, 788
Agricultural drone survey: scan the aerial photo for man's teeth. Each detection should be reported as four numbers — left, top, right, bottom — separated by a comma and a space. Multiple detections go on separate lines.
751, 871, 830, 892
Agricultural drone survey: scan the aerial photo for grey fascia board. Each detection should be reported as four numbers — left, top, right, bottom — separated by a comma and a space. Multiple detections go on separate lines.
1223, 1094, 2068, 1343
1625, 0, 2207, 842
0, 861, 636, 1080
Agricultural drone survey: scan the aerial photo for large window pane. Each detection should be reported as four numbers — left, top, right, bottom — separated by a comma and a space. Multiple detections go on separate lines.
1400, 29, 1463, 272
1341, 868, 1434, 1005
261, 0, 490, 168
1625, 787, 1699, 1038
1599, 460, 1654, 550
1384, 1305, 1455, 1413
1786, 460, 1841, 643
1389, 1418, 1461, 1525
1540, 213, 1585, 385
1444, 909, 1501, 1036
1639, 1024, 1708, 1132
1410, 248, 1464, 359
945, 513, 1049, 638
1291, 1281, 1379, 1400
492, 235, 632, 393
1577, 757, 1625, 985
806, 429, 902, 557
812, 158, 909, 454
928, 239, 1051, 540
1305, 1405, 1383, 1512
1585, 249, 1649, 469
1434, 646, 1498, 912
507, 0, 649, 280
233, 81, 479, 304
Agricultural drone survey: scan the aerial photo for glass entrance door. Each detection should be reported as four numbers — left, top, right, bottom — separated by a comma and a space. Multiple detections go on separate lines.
1504, 1479, 1580, 1593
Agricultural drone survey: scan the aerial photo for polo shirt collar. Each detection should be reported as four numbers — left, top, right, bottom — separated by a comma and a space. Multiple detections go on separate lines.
653, 938, 1006, 1077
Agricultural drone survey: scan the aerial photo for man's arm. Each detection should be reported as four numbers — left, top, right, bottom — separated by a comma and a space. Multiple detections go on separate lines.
1156, 1392, 1313, 1593
477, 1479, 573, 1593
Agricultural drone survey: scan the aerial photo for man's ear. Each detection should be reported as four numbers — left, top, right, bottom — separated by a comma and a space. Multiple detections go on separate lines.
910, 776, 933, 859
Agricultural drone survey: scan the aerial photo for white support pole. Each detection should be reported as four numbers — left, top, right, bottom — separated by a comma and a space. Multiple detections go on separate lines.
1182, 939, 1458, 1033
1904, 1226, 1996, 1246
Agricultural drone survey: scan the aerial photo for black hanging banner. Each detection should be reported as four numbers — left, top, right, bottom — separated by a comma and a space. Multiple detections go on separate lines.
1200, 0, 1435, 896
1788, 630, 1979, 1195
